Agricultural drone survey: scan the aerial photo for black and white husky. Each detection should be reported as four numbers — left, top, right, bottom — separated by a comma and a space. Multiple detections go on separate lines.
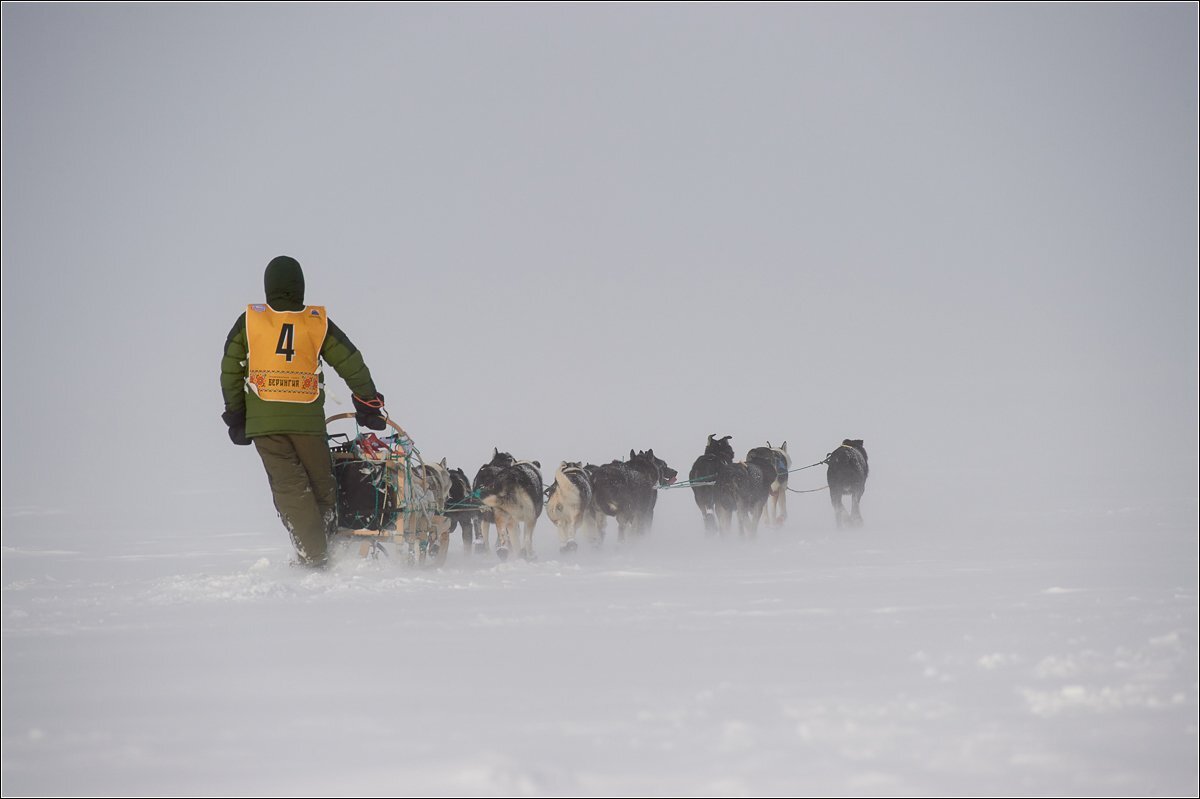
479, 459, 544, 560
826, 439, 868, 529
746, 441, 791, 527
545, 462, 594, 553
473, 448, 516, 553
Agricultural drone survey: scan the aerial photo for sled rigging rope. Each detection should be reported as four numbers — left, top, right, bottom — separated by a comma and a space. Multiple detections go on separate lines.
657, 476, 715, 490
442, 490, 485, 513
781, 451, 835, 493
783, 444, 858, 479
787, 457, 830, 473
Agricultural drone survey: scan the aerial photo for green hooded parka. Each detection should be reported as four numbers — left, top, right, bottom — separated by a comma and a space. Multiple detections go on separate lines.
220, 256, 378, 438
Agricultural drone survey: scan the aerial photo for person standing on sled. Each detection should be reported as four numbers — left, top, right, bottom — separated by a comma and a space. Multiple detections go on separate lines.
219, 255, 388, 568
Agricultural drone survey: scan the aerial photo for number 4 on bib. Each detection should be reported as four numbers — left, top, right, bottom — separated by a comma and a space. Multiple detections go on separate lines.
275, 323, 296, 361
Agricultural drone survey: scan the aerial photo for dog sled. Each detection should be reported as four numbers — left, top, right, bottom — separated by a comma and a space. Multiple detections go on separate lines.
326, 413, 452, 567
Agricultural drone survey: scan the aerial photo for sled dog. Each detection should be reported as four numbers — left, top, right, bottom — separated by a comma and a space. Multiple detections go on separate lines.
445, 466, 482, 554
746, 441, 791, 527
714, 457, 771, 538
479, 459, 544, 560
591, 449, 677, 540
545, 462, 594, 553
689, 434, 735, 532
473, 448, 516, 552
826, 439, 868, 529
408, 458, 453, 565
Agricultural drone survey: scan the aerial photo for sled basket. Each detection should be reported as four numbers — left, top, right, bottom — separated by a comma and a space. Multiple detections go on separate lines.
325, 412, 451, 565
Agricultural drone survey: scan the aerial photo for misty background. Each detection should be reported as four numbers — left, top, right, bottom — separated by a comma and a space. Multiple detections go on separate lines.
2, 3, 1196, 537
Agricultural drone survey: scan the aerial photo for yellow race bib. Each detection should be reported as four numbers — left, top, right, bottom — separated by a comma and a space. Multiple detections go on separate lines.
245, 304, 329, 403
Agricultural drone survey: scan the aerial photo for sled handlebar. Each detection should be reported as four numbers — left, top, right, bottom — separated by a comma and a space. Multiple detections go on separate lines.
325, 412, 410, 439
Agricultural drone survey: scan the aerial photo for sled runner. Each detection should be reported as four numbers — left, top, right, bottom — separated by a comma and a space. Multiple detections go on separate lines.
326, 413, 451, 566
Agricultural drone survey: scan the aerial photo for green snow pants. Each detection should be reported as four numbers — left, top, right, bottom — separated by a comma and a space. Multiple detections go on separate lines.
253, 433, 336, 566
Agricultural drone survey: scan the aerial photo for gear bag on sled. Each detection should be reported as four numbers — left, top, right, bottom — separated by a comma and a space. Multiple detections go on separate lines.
331, 431, 396, 525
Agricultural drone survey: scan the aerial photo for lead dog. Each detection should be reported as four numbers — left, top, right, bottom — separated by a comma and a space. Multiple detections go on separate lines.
545, 462, 594, 553
746, 441, 791, 527
826, 439, 868, 529
690, 435, 735, 533
479, 459, 544, 560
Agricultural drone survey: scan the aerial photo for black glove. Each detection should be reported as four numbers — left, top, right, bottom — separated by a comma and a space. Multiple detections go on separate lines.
221, 410, 251, 446
353, 393, 387, 431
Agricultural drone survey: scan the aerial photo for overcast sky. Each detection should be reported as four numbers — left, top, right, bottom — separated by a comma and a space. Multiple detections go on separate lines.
2, 3, 1196, 532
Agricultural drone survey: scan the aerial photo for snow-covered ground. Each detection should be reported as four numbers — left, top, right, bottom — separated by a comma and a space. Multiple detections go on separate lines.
2, 495, 1195, 797
3, 4, 1197, 797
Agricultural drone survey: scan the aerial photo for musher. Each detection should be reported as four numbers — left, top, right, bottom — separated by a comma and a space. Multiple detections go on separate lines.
219, 255, 387, 568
